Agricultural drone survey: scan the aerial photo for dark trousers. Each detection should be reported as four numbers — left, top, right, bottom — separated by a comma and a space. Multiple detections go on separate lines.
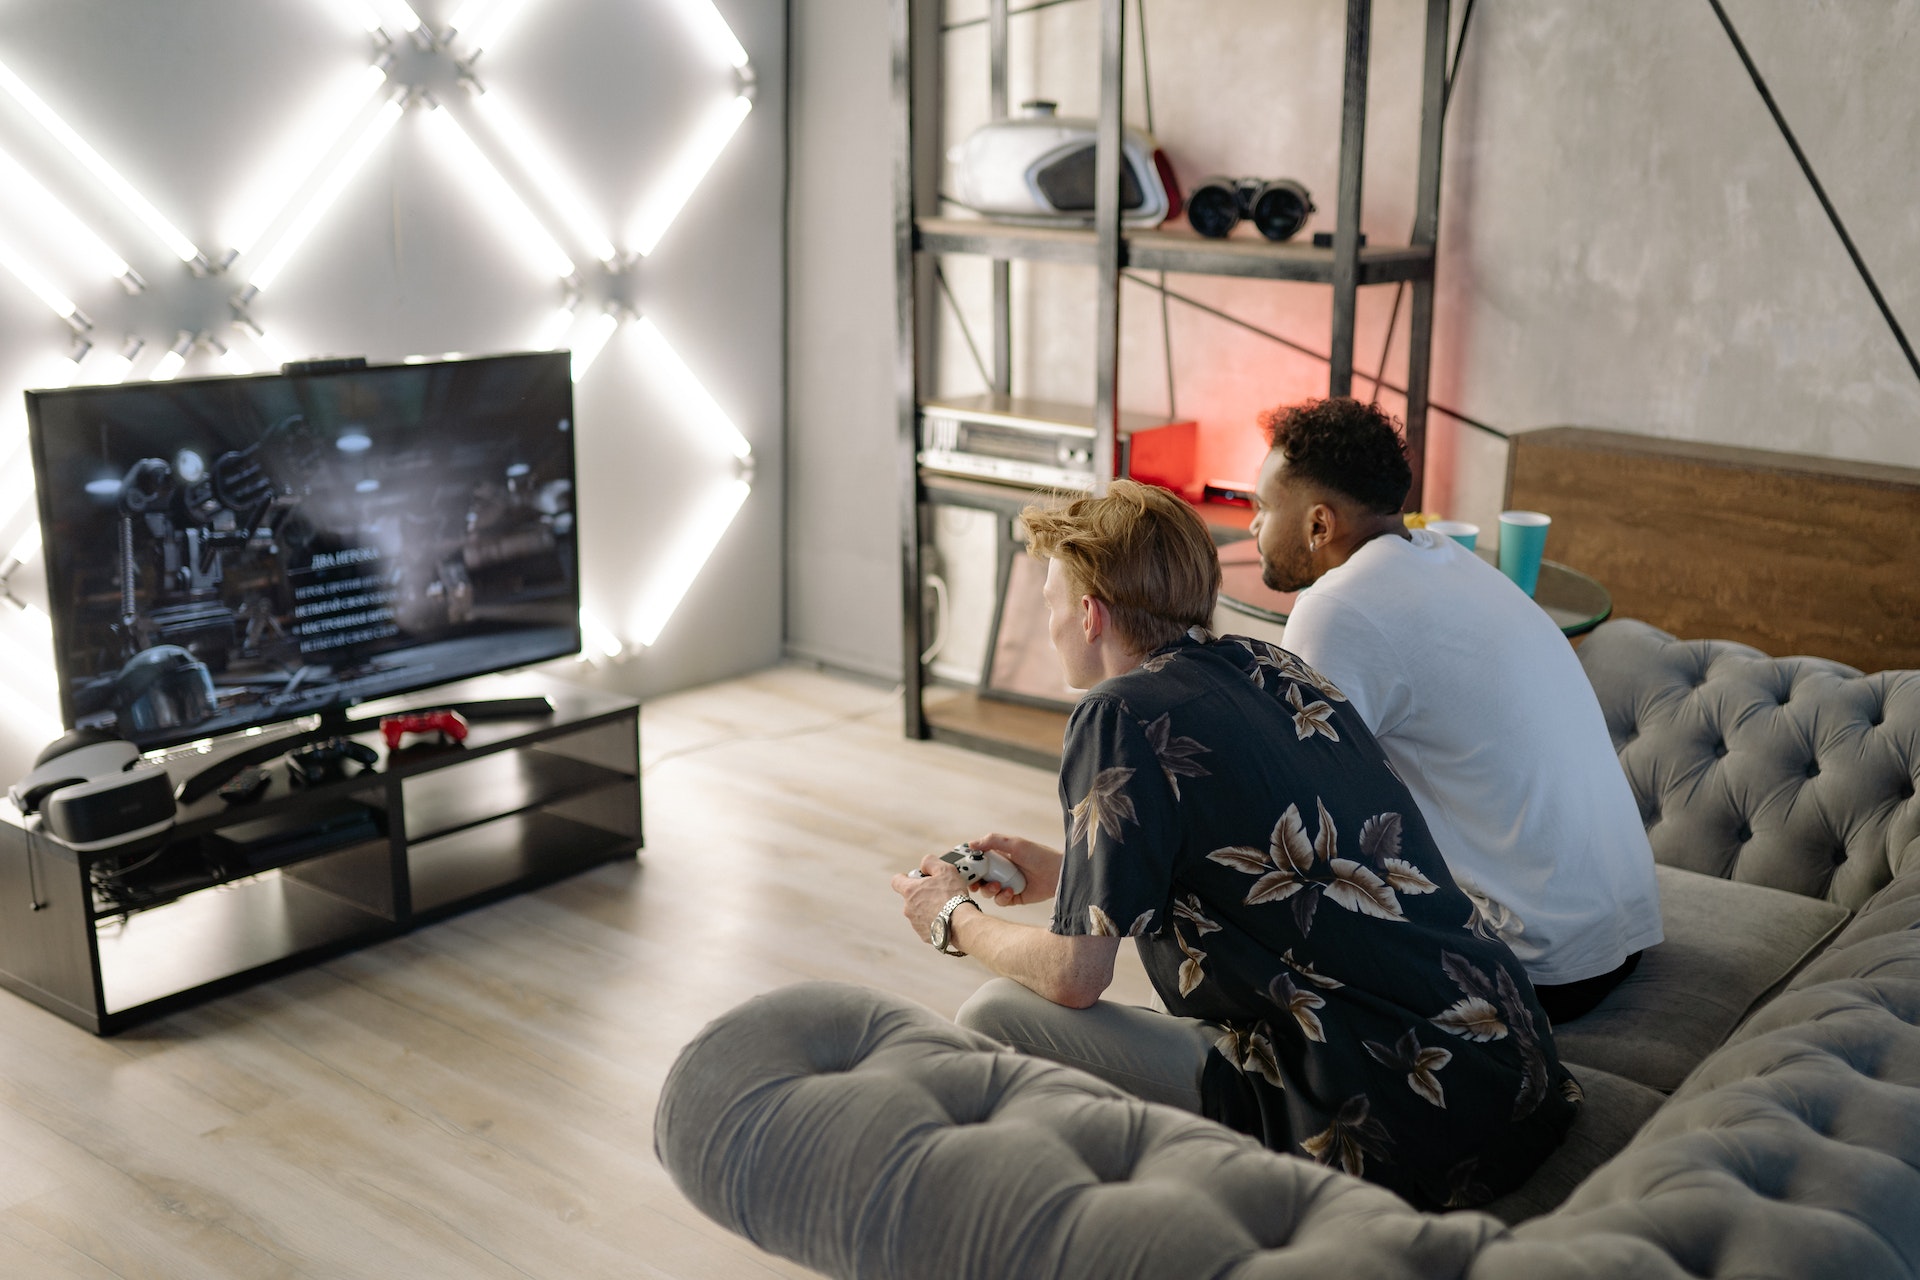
1535, 951, 1642, 1026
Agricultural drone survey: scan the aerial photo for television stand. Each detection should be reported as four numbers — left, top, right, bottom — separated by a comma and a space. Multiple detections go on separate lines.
0, 674, 639, 1034
175, 695, 558, 804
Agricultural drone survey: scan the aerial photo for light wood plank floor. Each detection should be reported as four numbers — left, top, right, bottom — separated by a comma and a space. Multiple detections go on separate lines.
0, 665, 1155, 1279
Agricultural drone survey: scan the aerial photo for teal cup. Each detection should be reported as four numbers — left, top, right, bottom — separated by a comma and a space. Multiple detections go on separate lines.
1426, 520, 1478, 551
1497, 511, 1551, 596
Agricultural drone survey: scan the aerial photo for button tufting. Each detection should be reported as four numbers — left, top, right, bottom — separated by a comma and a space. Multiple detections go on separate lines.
1805, 760, 1821, 778
1713, 741, 1729, 759
1736, 822, 1753, 842
1901, 779, 1916, 800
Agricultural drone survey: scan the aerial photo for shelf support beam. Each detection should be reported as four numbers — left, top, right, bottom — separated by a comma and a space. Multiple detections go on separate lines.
1328, 0, 1371, 398
1403, 0, 1449, 510
989, 0, 1012, 395
1090, 0, 1125, 495
893, 0, 940, 736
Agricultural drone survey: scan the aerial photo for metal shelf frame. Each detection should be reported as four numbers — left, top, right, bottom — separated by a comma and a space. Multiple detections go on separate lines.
893, 0, 1451, 751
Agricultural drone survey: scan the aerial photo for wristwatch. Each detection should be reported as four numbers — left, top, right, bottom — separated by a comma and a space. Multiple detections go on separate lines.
929, 893, 980, 956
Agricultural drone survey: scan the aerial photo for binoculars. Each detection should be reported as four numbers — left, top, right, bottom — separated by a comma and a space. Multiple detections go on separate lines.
1185, 177, 1315, 241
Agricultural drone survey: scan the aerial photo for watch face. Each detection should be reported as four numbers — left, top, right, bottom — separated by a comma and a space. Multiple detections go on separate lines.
930, 913, 948, 950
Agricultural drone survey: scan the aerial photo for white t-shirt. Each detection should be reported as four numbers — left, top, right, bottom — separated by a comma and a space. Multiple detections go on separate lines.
1279, 529, 1662, 985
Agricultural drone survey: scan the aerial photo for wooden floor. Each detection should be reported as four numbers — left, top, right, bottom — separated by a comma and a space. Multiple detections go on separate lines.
0, 665, 1155, 1279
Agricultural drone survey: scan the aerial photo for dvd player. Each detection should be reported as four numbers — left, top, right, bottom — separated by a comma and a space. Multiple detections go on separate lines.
917, 394, 1197, 495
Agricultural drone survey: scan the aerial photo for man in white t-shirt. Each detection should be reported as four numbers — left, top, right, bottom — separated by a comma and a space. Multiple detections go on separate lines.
1248, 397, 1661, 1023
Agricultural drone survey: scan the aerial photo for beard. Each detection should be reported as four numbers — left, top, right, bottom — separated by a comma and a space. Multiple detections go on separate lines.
1261, 543, 1317, 594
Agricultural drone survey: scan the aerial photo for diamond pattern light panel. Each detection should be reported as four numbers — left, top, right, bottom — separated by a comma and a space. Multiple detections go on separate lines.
0, 1, 758, 725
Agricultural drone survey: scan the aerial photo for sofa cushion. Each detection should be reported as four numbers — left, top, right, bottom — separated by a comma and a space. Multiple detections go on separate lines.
1482, 1064, 1663, 1225
1549, 865, 1847, 1091
655, 980, 1505, 1280
1576, 619, 1920, 912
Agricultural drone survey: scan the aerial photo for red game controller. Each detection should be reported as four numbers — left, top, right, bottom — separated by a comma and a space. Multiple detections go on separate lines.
380, 709, 470, 751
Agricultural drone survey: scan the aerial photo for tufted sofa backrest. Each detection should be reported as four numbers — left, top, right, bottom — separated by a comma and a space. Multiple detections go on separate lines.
1577, 620, 1920, 910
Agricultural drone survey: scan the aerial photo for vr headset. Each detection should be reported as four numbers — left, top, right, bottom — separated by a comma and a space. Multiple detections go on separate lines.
9, 729, 176, 852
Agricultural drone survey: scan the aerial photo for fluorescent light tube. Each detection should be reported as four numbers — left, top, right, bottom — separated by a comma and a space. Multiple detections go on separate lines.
320, 0, 386, 33
460, 0, 542, 55
226, 62, 390, 258
633, 316, 751, 459
85, 355, 131, 384
0, 144, 138, 288
570, 312, 617, 382
0, 524, 40, 574
149, 332, 193, 382
375, 0, 426, 33
448, 0, 497, 37
580, 614, 625, 660
248, 93, 405, 292
0, 57, 206, 267
427, 104, 576, 279
628, 95, 750, 256
474, 89, 615, 262
632, 478, 750, 646
216, 342, 253, 376
666, 0, 750, 69
532, 305, 577, 350
0, 233, 81, 321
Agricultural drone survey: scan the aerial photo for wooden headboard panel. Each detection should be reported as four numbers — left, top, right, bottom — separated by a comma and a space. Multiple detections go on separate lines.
1505, 427, 1920, 673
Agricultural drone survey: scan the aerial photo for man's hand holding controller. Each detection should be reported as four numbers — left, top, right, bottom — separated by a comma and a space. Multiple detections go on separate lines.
911, 843, 1028, 896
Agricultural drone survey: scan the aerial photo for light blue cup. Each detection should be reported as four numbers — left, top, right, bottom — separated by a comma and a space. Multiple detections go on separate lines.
1426, 520, 1478, 551
1498, 510, 1552, 596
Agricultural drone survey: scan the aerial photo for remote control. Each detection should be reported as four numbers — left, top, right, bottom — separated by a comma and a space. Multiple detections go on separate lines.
218, 767, 271, 805
446, 696, 554, 720
940, 843, 1026, 895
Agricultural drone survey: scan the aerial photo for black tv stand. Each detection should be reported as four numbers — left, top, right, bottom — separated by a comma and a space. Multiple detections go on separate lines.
177, 727, 338, 805
175, 695, 558, 805
0, 675, 639, 1034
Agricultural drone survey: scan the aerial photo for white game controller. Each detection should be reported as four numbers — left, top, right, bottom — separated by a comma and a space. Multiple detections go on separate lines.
939, 842, 1026, 895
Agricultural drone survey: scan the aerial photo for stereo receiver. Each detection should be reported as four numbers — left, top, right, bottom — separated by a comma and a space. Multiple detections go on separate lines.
917, 395, 1197, 496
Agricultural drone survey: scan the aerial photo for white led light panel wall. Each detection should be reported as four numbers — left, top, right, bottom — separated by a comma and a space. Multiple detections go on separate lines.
0, 0, 783, 739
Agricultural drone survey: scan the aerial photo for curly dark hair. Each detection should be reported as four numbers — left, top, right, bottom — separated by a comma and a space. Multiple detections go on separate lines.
1258, 397, 1412, 515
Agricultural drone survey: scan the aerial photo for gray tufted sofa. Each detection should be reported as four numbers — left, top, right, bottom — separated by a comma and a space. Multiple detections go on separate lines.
657, 619, 1920, 1279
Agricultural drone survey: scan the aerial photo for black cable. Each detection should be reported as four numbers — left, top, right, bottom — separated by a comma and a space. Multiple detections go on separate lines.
1703, 0, 1920, 387
24, 822, 47, 911
1123, 271, 1508, 440
934, 264, 995, 389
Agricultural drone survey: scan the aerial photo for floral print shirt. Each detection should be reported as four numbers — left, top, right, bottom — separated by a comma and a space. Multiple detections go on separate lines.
1051, 630, 1579, 1209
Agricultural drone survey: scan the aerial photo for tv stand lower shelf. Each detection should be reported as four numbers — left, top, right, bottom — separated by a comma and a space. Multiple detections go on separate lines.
0, 680, 641, 1034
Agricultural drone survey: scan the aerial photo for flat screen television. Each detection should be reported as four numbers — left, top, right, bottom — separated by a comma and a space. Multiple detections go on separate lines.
25, 351, 580, 750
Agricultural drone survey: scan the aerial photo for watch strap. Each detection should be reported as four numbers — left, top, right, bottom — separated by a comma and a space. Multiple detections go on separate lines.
932, 893, 978, 956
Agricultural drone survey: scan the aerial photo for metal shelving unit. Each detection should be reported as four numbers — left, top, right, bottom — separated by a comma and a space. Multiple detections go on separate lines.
894, 0, 1451, 762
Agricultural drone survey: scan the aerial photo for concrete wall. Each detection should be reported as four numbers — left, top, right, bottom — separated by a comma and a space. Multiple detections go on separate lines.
784, 0, 902, 679
785, 0, 1920, 680
0, 0, 785, 777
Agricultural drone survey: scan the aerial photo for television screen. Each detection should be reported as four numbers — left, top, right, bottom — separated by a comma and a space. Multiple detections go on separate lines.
26, 352, 580, 749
